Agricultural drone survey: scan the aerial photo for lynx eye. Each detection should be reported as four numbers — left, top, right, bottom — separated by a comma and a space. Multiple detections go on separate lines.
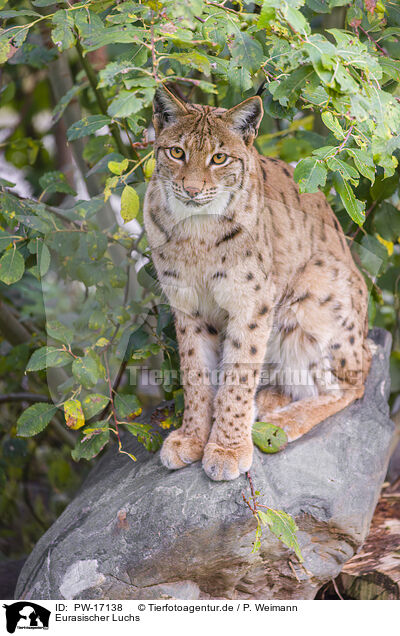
169, 147, 185, 160
212, 152, 228, 165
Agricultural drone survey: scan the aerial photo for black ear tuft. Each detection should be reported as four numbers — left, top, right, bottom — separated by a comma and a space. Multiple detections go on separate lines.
223, 96, 263, 145
153, 85, 188, 134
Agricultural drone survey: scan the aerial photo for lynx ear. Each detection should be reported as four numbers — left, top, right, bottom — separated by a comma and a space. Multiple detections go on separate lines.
153, 85, 188, 134
223, 96, 263, 145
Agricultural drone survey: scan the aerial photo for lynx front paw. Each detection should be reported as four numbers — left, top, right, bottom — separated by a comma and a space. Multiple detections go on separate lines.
202, 441, 253, 481
160, 429, 205, 470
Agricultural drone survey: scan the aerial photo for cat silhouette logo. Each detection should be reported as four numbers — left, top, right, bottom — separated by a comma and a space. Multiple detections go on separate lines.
3, 602, 50, 633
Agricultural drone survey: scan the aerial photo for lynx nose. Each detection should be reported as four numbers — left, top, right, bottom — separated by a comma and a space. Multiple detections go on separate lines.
184, 185, 202, 198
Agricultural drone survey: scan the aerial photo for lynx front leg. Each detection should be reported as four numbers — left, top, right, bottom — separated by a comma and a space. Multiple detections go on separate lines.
160, 310, 219, 470
202, 307, 272, 481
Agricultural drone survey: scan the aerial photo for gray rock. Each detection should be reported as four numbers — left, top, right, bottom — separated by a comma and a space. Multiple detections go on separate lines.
16, 328, 394, 600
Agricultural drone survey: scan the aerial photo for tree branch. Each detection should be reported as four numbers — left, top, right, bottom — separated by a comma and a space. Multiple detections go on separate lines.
0, 301, 31, 345
0, 392, 49, 404
75, 39, 129, 159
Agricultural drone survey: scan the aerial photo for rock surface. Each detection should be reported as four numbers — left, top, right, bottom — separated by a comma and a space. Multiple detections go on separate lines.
16, 328, 394, 600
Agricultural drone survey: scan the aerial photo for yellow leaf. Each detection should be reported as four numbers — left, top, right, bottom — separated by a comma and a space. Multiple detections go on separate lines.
108, 159, 129, 175
160, 417, 173, 429
120, 185, 139, 222
376, 233, 394, 256
143, 157, 156, 180
64, 398, 85, 430
104, 176, 118, 201
95, 337, 110, 347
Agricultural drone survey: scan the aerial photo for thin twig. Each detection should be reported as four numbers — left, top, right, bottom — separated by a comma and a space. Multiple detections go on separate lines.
359, 25, 388, 56
150, 19, 159, 81
288, 560, 300, 582
334, 124, 354, 156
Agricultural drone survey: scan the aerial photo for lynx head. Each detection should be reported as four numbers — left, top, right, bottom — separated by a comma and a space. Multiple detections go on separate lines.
152, 86, 263, 216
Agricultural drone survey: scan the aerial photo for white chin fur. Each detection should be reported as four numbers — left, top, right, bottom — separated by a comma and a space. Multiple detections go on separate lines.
167, 191, 231, 224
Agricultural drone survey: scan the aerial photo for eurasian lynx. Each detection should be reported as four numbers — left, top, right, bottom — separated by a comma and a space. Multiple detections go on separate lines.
143, 86, 371, 481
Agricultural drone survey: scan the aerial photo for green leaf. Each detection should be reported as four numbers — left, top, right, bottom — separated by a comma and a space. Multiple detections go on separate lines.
88, 309, 108, 331
17, 403, 57, 437
346, 148, 375, 183
67, 115, 111, 141
269, 66, 316, 107
81, 394, 110, 420
0, 39, 11, 65
122, 422, 147, 436
9, 42, 57, 69
82, 420, 110, 435
72, 356, 100, 388
46, 320, 74, 346
228, 63, 253, 93
53, 84, 83, 124
228, 31, 264, 74
32, 0, 59, 5
321, 112, 345, 139
370, 174, 399, 202
64, 398, 85, 430
326, 156, 359, 183
0, 247, 24, 285
84, 230, 108, 260
51, 9, 76, 51
259, 508, 304, 562
37, 241, 50, 277
98, 58, 151, 87
107, 91, 143, 118
114, 393, 142, 419
0, 229, 14, 252
120, 185, 139, 222
305, 0, 330, 13
0, 9, 40, 17
373, 202, 400, 241
252, 421, 288, 454
352, 234, 387, 278
283, 6, 310, 36
334, 174, 365, 225
257, 3, 275, 28
294, 158, 327, 193
26, 346, 72, 371
312, 145, 338, 160
39, 171, 76, 196
71, 429, 110, 461
163, 51, 211, 75
379, 57, 400, 82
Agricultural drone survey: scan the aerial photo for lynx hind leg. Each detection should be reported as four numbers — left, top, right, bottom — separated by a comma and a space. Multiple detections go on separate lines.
259, 254, 369, 440
264, 381, 365, 442
256, 388, 291, 421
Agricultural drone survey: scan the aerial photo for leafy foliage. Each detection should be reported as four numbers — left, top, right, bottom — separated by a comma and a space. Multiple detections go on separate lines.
257, 508, 304, 562
0, 0, 399, 558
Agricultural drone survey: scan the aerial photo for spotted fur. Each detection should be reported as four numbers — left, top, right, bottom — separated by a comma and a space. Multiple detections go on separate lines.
144, 86, 371, 481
